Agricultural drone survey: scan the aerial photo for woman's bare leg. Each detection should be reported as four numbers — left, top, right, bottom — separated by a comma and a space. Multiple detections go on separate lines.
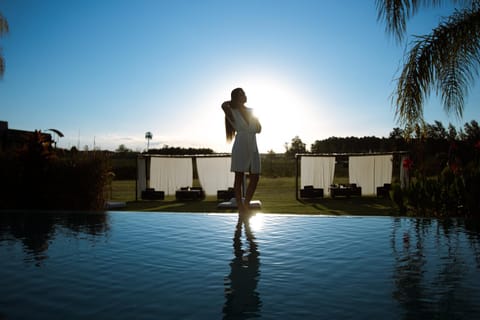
234, 172, 247, 215
244, 173, 259, 211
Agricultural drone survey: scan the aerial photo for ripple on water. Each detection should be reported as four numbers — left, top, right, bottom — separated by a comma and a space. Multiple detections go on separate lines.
0, 212, 479, 319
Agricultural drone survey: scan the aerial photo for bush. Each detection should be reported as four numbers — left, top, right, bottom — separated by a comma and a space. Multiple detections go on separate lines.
390, 183, 407, 215
46, 156, 110, 210
0, 132, 110, 211
394, 164, 480, 217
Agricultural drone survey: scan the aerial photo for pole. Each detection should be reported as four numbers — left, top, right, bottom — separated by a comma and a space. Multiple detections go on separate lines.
295, 155, 299, 201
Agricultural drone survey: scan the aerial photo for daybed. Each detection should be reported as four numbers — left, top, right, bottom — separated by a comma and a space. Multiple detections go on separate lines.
300, 185, 324, 199
329, 184, 362, 198
175, 187, 205, 201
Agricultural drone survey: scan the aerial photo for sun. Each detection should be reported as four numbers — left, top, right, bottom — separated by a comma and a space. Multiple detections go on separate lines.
190, 72, 318, 154
241, 77, 313, 153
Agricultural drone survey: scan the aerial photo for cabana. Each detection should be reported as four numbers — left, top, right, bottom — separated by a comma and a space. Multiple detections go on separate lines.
136, 154, 235, 200
295, 152, 409, 200
137, 154, 262, 208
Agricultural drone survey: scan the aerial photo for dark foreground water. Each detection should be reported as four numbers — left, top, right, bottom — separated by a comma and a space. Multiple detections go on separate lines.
0, 212, 479, 320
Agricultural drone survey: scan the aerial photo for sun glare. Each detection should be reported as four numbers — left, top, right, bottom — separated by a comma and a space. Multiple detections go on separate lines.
186, 73, 320, 154
248, 213, 264, 232
241, 77, 314, 153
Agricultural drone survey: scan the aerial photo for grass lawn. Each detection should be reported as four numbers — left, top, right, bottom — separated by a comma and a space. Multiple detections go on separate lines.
109, 177, 399, 216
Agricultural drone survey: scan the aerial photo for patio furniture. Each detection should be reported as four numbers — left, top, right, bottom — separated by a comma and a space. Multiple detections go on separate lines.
141, 188, 165, 200
175, 187, 205, 201
376, 183, 391, 198
300, 185, 324, 199
349, 183, 362, 196
329, 184, 362, 198
217, 187, 235, 201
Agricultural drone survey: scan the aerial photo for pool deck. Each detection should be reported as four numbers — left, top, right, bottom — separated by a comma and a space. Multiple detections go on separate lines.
117, 196, 400, 216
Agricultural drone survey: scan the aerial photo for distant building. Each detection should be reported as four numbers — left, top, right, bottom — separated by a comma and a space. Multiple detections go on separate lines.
0, 121, 52, 153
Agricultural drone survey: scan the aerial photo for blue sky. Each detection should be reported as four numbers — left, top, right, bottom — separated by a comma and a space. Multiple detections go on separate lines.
1, 0, 478, 153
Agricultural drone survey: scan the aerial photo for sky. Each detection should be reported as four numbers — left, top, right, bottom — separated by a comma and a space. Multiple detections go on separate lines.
0, 0, 478, 153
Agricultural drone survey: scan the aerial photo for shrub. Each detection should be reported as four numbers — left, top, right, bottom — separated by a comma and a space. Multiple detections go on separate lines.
46, 155, 110, 210
396, 163, 480, 217
0, 132, 110, 211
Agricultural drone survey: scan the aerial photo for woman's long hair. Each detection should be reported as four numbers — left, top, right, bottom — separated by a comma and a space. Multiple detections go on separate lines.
225, 116, 235, 142
225, 88, 245, 142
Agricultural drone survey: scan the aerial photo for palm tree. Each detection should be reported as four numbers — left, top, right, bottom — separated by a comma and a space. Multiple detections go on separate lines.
46, 128, 64, 148
0, 12, 9, 78
376, 0, 480, 131
145, 131, 153, 151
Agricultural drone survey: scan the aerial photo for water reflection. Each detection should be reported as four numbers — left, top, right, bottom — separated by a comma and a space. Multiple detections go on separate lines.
391, 218, 480, 318
0, 212, 109, 265
223, 215, 261, 319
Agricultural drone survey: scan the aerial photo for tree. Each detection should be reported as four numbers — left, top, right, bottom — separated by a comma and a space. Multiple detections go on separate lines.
426, 120, 447, 139
376, 0, 480, 129
285, 136, 306, 158
0, 12, 9, 78
145, 131, 153, 151
463, 119, 480, 141
389, 127, 404, 139
46, 128, 64, 148
447, 123, 458, 140
116, 144, 131, 153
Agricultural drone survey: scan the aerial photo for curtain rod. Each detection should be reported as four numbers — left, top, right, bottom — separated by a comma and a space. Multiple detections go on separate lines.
295, 151, 409, 158
138, 153, 231, 159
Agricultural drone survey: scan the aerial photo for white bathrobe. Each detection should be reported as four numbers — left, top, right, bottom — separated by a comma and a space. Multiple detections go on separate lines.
229, 107, 261, 174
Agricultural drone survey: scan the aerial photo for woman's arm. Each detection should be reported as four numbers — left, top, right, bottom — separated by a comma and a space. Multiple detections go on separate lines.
221, 101, 230, 111
222, 101, 234, 124
254, 116, 262, 133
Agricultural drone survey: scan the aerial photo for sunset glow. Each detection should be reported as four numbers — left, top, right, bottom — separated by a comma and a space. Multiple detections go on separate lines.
1, 1, 477, 152
243, 77, 315, 153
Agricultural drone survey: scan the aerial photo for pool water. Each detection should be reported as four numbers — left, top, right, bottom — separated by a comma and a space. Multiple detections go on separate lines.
0, 212, 479, 319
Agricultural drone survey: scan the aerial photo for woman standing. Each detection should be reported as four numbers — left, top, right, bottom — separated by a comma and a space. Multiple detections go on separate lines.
222, 88, 261, 216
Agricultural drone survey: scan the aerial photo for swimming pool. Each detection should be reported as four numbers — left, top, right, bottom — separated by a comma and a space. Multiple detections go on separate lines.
0, 212, 479, 319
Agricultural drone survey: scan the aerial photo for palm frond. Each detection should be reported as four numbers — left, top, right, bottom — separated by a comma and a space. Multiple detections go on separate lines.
0, 13, 8, 77
435, 7, 480, 117
0, 56, 4, 77
0, 14, 8, 35
376, 0, 413, 41
376, 0, 452, 42
395, 38, 430, 125
395, 6, 480, 126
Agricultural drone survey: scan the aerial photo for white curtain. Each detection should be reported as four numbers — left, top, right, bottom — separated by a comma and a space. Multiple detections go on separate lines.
374, 155, 393, 191
136, 157, 147, 199
197, 157, 235, 196
150, 157, 193, 196
301, 156, 336, 195
349, 155, 393, 195
349, 156, 374, 194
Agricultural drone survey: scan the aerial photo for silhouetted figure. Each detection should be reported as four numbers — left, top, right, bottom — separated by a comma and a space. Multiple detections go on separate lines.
223, 215, 261, 319
222, 88, 262, 216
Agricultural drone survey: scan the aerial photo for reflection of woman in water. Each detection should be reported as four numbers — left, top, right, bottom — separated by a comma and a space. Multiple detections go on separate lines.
222, 88, 261, 216
223, 216, 261, 319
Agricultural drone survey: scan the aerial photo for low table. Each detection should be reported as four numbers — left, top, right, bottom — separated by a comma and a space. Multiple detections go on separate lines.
329, 185, 361, 198
175, 188, 205, 201
300, 186, 324, 198
141, 188, 165, 200
330, 186, 351, 198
